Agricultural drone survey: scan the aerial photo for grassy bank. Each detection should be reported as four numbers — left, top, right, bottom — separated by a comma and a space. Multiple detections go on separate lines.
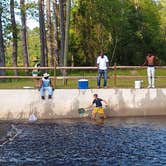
0, 68, 165, 89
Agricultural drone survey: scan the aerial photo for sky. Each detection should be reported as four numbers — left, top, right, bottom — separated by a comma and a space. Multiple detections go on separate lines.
27, 19, 39, 30
15, 14, 39, 30
15, 0, 39, 30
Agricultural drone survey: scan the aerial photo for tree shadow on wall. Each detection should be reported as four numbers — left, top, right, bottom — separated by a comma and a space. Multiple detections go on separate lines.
139, 89, 166, 114
41, 100, 58, 119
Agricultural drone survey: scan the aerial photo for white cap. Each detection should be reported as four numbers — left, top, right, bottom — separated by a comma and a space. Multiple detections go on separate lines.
43, 73, 50, 78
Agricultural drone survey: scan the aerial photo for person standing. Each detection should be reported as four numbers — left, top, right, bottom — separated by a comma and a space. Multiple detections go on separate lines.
97, 52, 109, 88
143, 53, 156, 88
32, 57, 40, 88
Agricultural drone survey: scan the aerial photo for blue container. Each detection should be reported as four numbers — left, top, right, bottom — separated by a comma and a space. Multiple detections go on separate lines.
78, 79, 88, 89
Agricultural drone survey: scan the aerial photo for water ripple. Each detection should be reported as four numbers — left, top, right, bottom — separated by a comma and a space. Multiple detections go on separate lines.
0, 118, 166, 166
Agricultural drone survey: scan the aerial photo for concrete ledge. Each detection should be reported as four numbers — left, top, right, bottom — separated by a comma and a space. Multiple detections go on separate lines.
0, 89, 166, 120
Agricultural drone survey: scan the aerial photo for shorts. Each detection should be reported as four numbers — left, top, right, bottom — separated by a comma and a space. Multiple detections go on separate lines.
92, 107, 104, 115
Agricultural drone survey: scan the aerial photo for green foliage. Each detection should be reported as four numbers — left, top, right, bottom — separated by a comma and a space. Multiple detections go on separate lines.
69, 0, 166, 66
5, 27, 40, 66
0, 68, 165, 89
1, 0, 166, 67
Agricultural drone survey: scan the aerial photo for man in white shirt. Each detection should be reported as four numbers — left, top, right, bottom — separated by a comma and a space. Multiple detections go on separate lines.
97, 52, 109, 88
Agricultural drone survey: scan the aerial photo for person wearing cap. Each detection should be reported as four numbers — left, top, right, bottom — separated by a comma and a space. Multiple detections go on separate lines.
32, 57, 40, 88
39, 73, 53, 99
32, 57, 40, 77
97, 52, 109, 88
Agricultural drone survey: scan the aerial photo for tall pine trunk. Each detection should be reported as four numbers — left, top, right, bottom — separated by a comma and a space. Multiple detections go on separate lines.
46, 0, 54, 66
59, 0, 65, 67
38, 0, 48, 68
20, 0, 29, 68
10, 0, 18, 75
0, 4, 5, 76
53, 0, 59, 65
64, 0, 71, 67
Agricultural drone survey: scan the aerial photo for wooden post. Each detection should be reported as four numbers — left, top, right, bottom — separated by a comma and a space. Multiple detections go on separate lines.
62, 68, 68, 87
114, 63, 117, 87
54, 59, 56, 88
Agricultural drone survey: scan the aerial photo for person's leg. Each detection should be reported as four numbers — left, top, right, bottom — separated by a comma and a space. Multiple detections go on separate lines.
98, 108, 106, 119
40, 87, 45, 99
97, 69, 102, 88
103, 70, 107, 87
151, 67, 155, 88
92, 108, 97, 120
47, 86, 53, 99
147, 67, 151, 88
103, 109, 106, 119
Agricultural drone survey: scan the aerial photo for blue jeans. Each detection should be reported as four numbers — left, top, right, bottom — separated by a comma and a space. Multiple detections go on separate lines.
40, 86, 53, 97
97, 69, 107, 87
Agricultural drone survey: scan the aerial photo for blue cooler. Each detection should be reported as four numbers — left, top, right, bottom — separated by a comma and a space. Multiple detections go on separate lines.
78, 79, 88, 89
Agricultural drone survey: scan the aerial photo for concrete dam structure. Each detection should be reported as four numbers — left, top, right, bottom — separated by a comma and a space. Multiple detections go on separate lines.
0, 89, 166, 120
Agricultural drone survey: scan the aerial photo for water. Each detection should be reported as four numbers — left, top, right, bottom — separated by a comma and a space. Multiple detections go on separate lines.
0, 117, 166, 166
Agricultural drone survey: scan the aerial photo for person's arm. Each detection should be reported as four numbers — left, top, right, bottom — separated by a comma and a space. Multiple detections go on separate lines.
142, 58, 147, 66
106, 62, 109, 69
102, 99, 108, 106
87, 104, 93, 109
97, 57, 100, 69
97, 63, 99, 69
154, 56, 160, 66
154, 56, 157, 66
105, 56, 109, 68
50, 79, 55, 90
50, 79, 53, 87
86, 100, 95, 109
39, 80, 43, 90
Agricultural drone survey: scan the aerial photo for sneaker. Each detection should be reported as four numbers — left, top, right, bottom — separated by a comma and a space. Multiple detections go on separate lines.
48, 95, 52, 99
147, 85, 151, 89
41, 96, 45, 100
152, 85, 155, 88
104, 86, 107, 89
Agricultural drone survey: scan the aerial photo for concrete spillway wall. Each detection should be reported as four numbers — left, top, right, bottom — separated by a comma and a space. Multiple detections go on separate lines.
0, 89, 166, 120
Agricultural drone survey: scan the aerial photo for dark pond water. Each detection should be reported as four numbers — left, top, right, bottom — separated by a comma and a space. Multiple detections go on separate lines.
0, 117, 166, 166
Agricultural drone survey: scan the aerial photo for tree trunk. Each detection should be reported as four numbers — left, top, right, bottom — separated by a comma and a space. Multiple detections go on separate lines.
45, 29, 48, 67
46, 0, 54, 66
110, 37, 118, 65
10, 0, 18, 75
64, 0, 71, 67
38, 0, 47, 68
20, 0, 29, 68
53, 0, 59, 65
0, 5, 5, 76
59, 0, 65, 67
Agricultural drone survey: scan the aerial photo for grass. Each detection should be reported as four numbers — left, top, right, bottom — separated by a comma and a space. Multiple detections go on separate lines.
0, 68, 165, 89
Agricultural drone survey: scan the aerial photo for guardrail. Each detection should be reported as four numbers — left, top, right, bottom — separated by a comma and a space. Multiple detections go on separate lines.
0, 65, 166, 88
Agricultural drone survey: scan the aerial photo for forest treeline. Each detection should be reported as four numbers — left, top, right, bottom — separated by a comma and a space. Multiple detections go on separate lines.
0, 0, 166, 75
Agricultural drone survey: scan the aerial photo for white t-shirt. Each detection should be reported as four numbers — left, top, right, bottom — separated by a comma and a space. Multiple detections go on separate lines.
97, 55, 109, 70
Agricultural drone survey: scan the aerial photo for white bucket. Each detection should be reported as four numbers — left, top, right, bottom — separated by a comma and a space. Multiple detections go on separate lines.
134, 80, 143, 89
32, 73, 38, 77
29, 113, 37, 122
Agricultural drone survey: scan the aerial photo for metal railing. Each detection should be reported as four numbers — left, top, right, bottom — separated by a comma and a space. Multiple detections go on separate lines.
0, 65, 166, 88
